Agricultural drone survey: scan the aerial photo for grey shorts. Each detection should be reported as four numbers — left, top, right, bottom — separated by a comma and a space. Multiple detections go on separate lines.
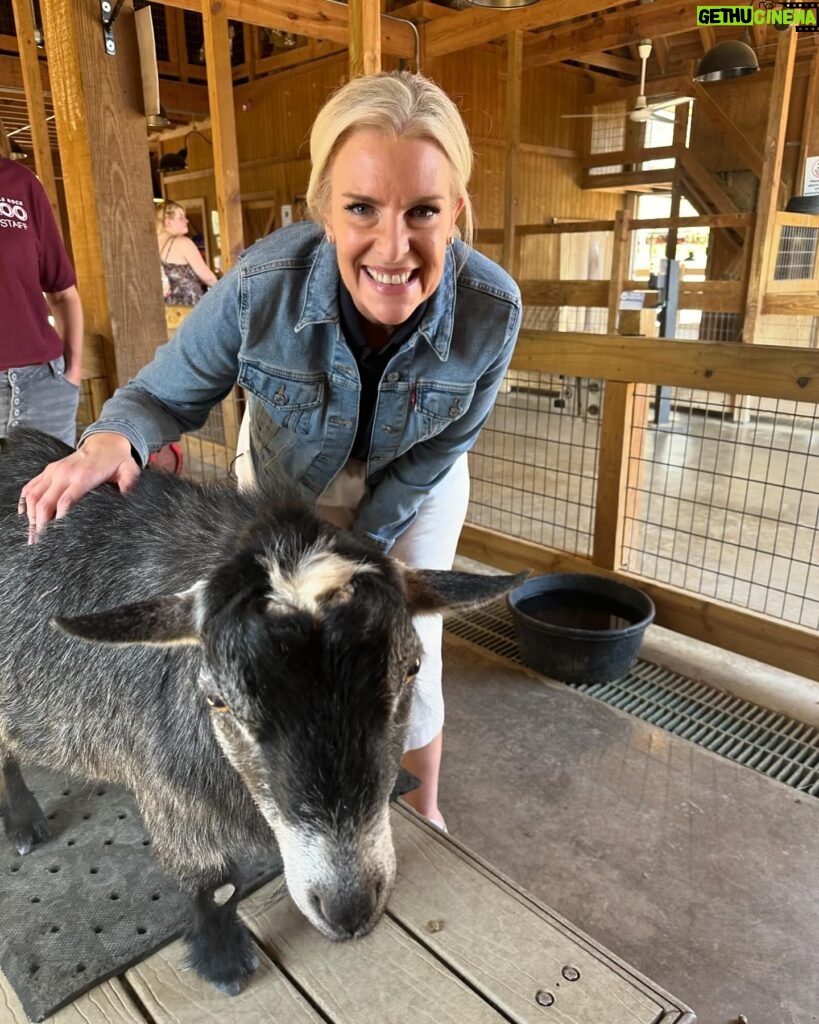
0, 356, 80, 448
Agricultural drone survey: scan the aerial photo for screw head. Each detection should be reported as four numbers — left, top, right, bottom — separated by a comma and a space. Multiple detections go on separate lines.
561, 965, 581, 982
105, 39, 115, 53
425, 919, 444, 934
535, 990, 554, 1007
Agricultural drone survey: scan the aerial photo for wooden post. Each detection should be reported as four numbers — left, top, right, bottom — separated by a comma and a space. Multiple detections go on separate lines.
202, 0, 245, 455
38, 0, 167, 390
501, 31, 522, 277
606, 208, 630, 334
742, 27, 797, 347
201, 0, 243, 272
349, 0, 381, 79
10, 0, 60, 226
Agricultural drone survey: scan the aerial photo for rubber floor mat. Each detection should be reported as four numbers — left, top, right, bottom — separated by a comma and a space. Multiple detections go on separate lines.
1, 765, 418, 1021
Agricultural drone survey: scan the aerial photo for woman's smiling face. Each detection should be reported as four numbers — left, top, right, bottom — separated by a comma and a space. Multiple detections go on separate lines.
323, 130, 464, 335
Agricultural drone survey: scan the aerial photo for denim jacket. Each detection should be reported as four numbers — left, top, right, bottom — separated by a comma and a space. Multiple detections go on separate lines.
83, 221, 521, 551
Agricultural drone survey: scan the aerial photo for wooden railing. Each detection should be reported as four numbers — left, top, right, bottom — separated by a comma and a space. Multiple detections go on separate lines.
459, 332, 819, 682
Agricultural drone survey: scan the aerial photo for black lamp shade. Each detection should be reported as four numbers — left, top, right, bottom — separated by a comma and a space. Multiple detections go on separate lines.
694, 40, 760, 83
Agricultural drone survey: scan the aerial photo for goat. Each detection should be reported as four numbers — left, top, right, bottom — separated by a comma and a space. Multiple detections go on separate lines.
0, 429, 524, 995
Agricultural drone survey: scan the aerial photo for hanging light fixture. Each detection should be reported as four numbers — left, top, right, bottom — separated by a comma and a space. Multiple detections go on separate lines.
465, 0, 539, 7
693, 40, 760, 82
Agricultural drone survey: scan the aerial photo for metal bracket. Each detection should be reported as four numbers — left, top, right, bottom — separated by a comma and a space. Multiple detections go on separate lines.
101, 0, 126, 56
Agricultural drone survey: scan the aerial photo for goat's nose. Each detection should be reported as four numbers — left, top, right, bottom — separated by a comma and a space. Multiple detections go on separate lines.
310, 880, 383, 938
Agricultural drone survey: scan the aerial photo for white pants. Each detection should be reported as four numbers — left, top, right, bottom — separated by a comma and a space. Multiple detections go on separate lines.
235, 413, 470, 750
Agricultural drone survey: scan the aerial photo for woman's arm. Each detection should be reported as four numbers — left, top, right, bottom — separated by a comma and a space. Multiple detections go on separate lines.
45, 285, 84, 385
179, 236, 218, 287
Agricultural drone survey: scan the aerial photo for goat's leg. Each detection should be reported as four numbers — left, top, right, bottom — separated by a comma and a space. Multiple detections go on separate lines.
182, 865, 259, 996
0, 754, 50, 855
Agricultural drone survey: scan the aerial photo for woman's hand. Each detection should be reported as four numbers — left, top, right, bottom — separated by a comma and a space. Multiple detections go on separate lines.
18, 432, 141, 542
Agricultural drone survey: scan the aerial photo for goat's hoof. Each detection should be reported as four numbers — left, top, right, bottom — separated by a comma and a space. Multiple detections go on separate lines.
213, 979, 243, 997
6, 814, 50, 856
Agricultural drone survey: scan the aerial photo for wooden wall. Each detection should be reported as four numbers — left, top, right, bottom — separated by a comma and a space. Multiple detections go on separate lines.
160, 46, 624, 277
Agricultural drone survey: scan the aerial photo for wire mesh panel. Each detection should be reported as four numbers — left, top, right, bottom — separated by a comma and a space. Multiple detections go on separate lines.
468, 375, 603, 556
623, 391, 819, 630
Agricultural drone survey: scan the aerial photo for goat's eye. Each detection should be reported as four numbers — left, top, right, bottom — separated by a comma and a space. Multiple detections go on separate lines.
404, 658, 422, 682
205, 694, 230, 713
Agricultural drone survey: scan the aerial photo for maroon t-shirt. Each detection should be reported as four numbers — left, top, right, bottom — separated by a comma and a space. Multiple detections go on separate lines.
0, 158, 76, 371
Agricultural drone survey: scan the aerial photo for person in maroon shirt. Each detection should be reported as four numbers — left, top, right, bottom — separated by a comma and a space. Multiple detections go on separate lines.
0, 119, 84, 446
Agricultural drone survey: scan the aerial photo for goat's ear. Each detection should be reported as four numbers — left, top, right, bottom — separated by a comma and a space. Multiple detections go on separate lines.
402, 568, 530, 615
52, 585, 203, 647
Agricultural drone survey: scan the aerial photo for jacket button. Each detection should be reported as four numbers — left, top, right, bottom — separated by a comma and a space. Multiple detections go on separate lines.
448, 399, 462, 418
273, 385, 288, 406
386, 372, 400, 383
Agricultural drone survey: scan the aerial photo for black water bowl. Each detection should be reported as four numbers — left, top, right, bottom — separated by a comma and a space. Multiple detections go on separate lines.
507, 573, 655, 685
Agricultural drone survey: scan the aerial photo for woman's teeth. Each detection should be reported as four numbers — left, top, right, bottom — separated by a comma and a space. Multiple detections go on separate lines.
366, 268, 412, 285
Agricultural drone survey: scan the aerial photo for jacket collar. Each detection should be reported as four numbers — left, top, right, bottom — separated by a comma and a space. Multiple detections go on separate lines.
296, 234, 458, 363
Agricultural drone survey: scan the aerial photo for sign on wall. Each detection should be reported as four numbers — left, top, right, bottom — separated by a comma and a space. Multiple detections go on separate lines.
804, 156, 819, 196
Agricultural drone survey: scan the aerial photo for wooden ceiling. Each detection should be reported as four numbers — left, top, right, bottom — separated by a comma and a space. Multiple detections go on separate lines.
0, 0, 816, 159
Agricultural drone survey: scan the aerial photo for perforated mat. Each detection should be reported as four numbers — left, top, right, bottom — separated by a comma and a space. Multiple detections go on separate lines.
1, 765, 418, 1022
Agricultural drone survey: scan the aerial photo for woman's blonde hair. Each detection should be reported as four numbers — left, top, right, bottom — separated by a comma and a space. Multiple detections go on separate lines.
306, 71, 474, 247
0, 119, 11, 160
156, 200, 184, 232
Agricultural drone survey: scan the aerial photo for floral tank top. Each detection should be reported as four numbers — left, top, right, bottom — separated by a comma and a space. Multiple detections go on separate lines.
160, 236, 205, 306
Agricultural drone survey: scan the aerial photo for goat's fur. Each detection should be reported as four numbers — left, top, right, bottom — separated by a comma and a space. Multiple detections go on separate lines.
0, 429, 525, 994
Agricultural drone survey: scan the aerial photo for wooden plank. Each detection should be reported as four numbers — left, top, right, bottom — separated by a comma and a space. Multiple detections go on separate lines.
501, 31, 522, 276
518, 280, 609, 307
607, 209, 630, 334
349, 0, 381, 78
0, 972, 144, 1024
581, 168, 674, 191
126, 935, 325, 1023
593, 382, 643, 571
10, 0, 59, 226
523, 0, 698, 68
457, 524, 819, 682
387, 808, 685, 1024
580, 51, 640, 77
423, 0, 636, 59
762, 292, 819, 316
743, 28, 798, 347
509, 332, 819, 402
677, 281, 744, 313
159, 0, 415, 60
583, 145, 677, 169
240, 887, 509, 1024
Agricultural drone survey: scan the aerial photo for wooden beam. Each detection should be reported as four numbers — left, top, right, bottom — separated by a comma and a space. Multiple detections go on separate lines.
10, 0, 59, 226
424, 0, 636, 60
678, 150, 741, 216
743, 28, 798, 346
523, 0, 699, 69
796, 53, 819, 190
349, 0, 381, 78
510, 331, 819, 402
202, 1, 243, 271
39, 0, 166, 389
501, 32, 522, 276
689, 81, 764, 178
159, 0, 415, 60
518, 280, 609, 307
581, 168, 675, 191
576, 52, 640, 77
697, 25, 716, 56
652, 35, 670, 76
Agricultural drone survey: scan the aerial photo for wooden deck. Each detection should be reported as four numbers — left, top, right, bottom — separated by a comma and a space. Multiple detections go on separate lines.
1, 806, 695, 1023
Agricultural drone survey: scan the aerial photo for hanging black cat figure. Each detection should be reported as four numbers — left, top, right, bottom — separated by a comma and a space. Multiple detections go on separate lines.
159, 148, 188, 172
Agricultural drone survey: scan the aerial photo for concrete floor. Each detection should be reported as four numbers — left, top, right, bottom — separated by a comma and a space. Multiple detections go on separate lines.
434, 635, 819, 1024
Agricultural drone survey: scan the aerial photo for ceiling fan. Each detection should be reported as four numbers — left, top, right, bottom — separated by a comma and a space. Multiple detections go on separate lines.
563, 40, 693, 125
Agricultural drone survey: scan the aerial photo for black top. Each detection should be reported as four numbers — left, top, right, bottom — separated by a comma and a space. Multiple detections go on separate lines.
338, 282, 428, 460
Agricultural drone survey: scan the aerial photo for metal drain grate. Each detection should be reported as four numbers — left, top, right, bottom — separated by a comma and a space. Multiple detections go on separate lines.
446, 600, 819, 798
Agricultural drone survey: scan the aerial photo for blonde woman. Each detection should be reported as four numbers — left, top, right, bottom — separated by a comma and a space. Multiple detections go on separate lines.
21, 72, 522, 830
157, 200, 217, 305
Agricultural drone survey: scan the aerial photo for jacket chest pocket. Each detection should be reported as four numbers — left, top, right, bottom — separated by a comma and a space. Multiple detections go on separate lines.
412, 380, 476, 441
239, 361, 325, 436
